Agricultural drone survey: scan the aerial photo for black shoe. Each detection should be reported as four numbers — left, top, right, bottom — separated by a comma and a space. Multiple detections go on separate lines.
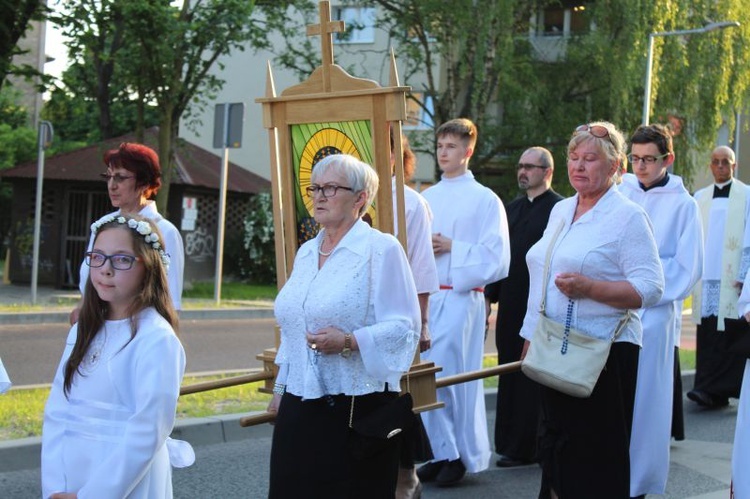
496, 455, 532, 468
416, 460, 446, 483
435, 459, 466, 487
687, 390, 729, 408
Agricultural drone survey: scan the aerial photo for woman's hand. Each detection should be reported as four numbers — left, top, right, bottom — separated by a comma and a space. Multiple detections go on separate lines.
554, 272, 592, 299
306, 327, 347, 354
267, 394, 281, 424
744, 312, 750, 322
419, 324, 431, 352
50, 493, 77, 499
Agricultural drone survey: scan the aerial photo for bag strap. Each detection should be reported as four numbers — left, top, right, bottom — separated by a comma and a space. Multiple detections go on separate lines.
540, 219, 566, 314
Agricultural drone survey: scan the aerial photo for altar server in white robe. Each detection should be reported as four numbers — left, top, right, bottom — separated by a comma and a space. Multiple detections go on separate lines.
689, 146, 750, 408
417, 118, 510, 486
620, 124, 703, 498
733, 274, 750, 499
42, 214, 190, 499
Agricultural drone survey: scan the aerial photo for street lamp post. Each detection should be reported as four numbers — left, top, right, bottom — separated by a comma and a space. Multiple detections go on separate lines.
642, 21, 740, 125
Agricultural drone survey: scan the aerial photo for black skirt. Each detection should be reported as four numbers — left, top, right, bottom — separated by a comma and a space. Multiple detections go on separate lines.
269, 390, 402, 499
536, 341, 639, 499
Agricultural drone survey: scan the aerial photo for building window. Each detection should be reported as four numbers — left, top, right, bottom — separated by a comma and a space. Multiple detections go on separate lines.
404, 92, 434, 130
537, 2, 590, 37
335, 7, 376, 44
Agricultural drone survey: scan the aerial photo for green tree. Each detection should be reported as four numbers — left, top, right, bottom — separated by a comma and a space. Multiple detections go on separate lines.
0, 0, 47, 90
42, 61, 160, 145
52, 0, 316, 215
320, 0, 750, 194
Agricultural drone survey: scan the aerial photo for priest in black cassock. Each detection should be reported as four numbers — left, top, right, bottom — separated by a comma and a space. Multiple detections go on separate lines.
485, 146, 563, 467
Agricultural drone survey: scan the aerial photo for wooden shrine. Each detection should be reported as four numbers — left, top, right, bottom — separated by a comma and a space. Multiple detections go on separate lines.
240, 0, 443, 427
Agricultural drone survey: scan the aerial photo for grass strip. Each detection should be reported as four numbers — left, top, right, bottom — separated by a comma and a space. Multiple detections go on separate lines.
0, 373, 271, 441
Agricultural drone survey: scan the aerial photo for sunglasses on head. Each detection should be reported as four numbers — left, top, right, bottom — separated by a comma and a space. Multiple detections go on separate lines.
574, 124, 615, 147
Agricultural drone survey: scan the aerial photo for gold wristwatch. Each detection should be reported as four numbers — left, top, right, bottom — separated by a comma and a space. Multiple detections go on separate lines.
340, 333, 352, 358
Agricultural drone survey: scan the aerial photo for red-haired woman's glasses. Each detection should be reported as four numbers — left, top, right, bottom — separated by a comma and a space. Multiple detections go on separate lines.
86, 251, 141, 270
574, 124, 615, 147
100, 173, 134, 185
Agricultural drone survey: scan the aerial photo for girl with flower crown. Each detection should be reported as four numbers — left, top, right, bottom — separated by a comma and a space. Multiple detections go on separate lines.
42, 214, 191, 499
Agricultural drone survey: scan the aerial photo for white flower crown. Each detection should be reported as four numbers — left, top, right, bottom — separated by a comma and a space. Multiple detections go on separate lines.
90, 215, 171, 270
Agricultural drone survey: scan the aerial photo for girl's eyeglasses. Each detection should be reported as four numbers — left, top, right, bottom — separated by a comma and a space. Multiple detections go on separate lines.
85, 251, 141, 270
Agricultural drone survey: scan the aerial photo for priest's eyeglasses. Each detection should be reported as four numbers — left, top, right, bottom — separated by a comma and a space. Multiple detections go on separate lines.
306, 184, 354, 198
627, 153, 668, 165
86, 251, 141, 270
574, 124, 615, 147
100, 173, 135, 184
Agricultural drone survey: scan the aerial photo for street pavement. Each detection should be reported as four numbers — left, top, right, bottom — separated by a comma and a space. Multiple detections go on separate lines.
0, 283, 731, 498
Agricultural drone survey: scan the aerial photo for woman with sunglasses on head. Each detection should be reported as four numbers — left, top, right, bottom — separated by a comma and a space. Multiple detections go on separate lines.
518, 121, 664, 498
70, 143, 184, 325
267, 154, 421, 498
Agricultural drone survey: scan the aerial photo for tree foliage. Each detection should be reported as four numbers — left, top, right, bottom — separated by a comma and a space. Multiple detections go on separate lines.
309, 0, 750, 195
49, 0, 308, 214
0, 0, 48, 90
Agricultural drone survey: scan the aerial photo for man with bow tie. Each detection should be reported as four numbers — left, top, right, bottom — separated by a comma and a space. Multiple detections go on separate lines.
689, 145, 750, 408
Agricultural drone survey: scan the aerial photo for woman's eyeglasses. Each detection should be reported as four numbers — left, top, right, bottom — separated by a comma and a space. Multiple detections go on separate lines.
305, 184, 354, 198
574, 124, 615, 147
85, 251, 141, 270
627, 153, 668, 165
100, 173, 135, 185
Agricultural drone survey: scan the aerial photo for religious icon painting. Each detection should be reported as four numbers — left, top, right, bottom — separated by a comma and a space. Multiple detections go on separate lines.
291, 121, 377, 246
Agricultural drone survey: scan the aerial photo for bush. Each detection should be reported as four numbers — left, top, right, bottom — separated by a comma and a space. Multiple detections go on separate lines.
226, 192, 276, 284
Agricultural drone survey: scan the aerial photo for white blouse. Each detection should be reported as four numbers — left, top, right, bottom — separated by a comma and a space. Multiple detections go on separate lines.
274, 220, 421, 398
519, 186, 664, 346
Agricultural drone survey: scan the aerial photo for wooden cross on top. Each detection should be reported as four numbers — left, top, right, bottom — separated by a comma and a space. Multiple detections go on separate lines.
306, 1, 344, 70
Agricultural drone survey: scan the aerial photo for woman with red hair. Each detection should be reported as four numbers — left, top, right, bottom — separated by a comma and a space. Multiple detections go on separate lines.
70, 143, 184, 324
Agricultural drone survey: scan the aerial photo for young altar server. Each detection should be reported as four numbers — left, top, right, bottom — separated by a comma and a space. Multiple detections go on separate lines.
417, 118, 510, 485
42, 213, 190, 499
619, 124, 703, 498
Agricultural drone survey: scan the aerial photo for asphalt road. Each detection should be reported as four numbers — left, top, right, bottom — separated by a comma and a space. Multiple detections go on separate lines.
1, 318, 278, 386
0, 383, 738, 499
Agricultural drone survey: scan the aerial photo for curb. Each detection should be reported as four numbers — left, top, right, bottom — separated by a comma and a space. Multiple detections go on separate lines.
0, 372, 697, 473
0, 307, 276, 325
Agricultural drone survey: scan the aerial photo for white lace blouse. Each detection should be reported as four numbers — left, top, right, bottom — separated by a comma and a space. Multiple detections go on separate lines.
274, 220, 421, 398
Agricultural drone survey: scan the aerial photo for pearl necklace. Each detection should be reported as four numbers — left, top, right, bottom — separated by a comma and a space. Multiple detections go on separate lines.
318, 238, 334, 257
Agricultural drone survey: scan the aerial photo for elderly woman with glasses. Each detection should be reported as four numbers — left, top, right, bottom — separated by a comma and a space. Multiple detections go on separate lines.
70, 143, 184, 324
519, 121, 664, 498
267, 154, 421, 498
